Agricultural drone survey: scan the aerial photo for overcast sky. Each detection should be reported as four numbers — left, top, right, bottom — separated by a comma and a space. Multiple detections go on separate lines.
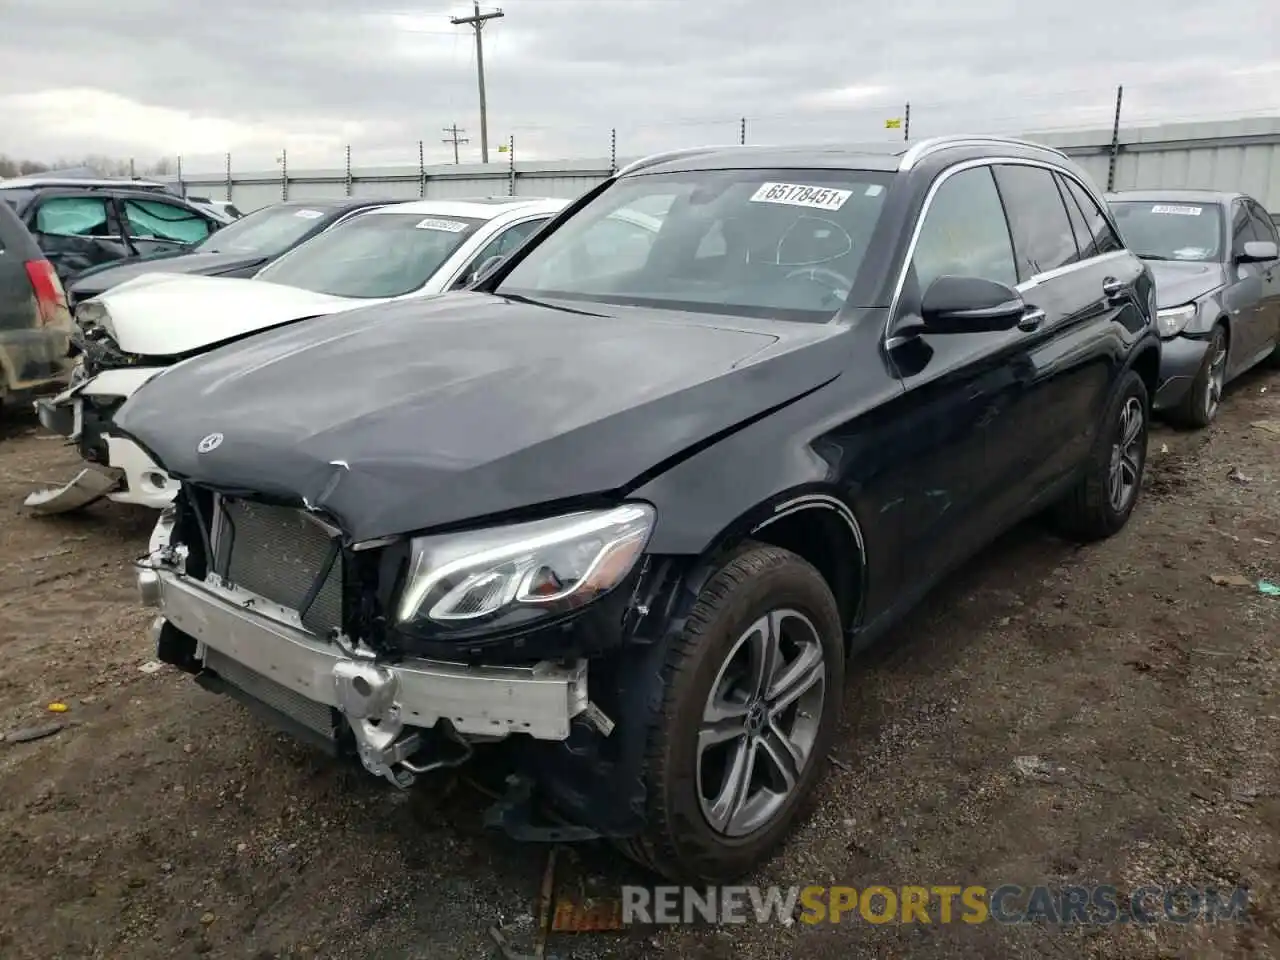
1, 0, 1277, 174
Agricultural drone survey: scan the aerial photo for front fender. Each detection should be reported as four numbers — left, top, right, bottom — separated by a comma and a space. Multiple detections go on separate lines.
630, 369, 905, 624
1183, 293, 1228, 338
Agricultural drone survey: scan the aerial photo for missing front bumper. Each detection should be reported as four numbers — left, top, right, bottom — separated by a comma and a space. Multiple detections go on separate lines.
24, 464, 124, 514
141, 562, 590, 785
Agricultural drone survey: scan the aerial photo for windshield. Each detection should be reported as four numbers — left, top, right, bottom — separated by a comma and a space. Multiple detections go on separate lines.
495, 168, 894, 321
255, 212, 484, 298
1109, 200, 1224, 262
196, 203, 338, 257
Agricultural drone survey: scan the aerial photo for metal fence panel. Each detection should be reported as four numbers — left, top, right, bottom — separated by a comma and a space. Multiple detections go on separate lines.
167, 116, 1280, 214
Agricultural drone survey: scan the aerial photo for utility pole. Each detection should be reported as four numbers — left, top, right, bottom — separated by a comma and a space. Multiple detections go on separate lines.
442, 124, 469, 164
451, 1, 504, 163
1107, 85, 1124, 192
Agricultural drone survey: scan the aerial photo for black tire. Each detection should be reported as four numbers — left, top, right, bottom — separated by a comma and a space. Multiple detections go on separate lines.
1051, 368, 1149, 542
618, 543, 844, 883
1166, 325, 1227, 428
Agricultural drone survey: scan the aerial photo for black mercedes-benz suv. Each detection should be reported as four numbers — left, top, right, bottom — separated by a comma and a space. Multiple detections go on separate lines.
119, 135, 1159, 882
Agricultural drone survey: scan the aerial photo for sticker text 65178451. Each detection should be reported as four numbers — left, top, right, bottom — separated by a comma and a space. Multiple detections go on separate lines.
750, 183, 853, 212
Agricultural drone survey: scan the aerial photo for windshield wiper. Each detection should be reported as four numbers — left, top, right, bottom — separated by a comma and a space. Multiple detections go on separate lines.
1137, 254, 1175, 261
499, 291, 608, 318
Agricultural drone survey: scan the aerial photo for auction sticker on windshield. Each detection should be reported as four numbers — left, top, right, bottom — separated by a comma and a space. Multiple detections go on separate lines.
295, 209, 324, 219
750, 183, 853, 211
1150, 204, 1203, 216
414, 217, 470, 232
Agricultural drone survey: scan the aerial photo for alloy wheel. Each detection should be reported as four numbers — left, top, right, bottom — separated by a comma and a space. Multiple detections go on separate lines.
1108, 396, 1144, 513
696, 609, 826, 838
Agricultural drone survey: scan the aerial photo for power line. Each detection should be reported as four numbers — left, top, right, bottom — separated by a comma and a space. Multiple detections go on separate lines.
442, 123, 469, 163
451, 1, 504, 163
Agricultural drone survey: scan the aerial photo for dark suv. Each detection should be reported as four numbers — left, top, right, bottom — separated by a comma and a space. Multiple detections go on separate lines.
122, 135, 1159, 881
0, 177, 224, 284
0, 196, 74, 410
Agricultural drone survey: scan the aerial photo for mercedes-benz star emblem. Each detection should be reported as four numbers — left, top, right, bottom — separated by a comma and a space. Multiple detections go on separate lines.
197, 433, 224, 454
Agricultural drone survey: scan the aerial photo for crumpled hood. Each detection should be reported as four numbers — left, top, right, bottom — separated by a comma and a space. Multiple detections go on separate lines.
1147, 260, 1227, 310
70, 251, 271, 299
114, 292, 847, 541
94, 273, 365, 356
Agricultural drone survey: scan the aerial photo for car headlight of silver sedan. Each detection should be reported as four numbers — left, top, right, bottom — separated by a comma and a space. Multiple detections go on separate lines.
395, 503, 656, 632
1155, 303, 1196, 339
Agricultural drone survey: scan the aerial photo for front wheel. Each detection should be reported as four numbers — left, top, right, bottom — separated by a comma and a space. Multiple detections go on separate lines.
1168, 325, 1227, 428
1051, 368, 1149, 542
620, 543, 845, 882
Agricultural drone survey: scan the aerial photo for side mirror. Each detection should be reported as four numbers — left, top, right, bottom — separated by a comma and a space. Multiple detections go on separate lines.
468, 254, 507, 287
919, 275, 1026, 334
1237, 240, 1278, 263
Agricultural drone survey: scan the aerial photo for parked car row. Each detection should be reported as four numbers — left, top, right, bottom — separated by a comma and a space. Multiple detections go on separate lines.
25, 196, 569, 512
9, 136, 1280, 884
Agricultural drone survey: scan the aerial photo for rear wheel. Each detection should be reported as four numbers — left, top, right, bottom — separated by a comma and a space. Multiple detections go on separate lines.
1168, 325, 1227, 428
1051, 368, 1149, 542
620, 543, 844, 882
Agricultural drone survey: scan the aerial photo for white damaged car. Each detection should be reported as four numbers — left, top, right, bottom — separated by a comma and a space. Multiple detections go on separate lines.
26, 196, 568, 513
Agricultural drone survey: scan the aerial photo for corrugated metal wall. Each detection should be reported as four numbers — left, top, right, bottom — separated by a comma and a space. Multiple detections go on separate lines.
168, 116, 1280, 214
1030, 117, 1280, 210
176, 160, 616, 213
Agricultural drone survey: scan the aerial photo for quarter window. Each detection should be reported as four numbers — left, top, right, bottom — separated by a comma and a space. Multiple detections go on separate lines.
992, 164, 1079, 280
910, 166, 1017, 292
1061, 177, 1122, 259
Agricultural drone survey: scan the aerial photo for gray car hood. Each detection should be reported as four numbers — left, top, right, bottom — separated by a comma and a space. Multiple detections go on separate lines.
1146, 259, 1227, 310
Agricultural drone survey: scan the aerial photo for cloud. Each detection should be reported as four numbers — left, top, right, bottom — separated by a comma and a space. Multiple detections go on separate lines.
0, 0, 1276, 174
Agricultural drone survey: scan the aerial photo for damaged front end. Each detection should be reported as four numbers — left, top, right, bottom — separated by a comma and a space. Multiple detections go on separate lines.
138, 487, 693, 840
27, 309, 181, 514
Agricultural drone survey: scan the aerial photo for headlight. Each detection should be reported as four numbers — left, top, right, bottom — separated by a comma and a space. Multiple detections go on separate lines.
396, 503, 655, 631
74, 300, 115, 338
1155, 303, 1196, 338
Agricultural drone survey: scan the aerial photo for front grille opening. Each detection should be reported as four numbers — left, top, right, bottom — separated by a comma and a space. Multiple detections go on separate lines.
210, 497, 345, 637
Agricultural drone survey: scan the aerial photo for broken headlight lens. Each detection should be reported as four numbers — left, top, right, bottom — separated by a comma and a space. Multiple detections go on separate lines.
396, 503, 655, 631
74, 300, 114, 337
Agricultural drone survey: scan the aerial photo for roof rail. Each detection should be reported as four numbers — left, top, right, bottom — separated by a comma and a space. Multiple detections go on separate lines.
898, 135, 1069, 171
616, 144, 738, 178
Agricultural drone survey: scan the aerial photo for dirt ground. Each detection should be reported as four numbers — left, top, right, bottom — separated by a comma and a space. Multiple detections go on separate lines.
1, 367, 1278, 960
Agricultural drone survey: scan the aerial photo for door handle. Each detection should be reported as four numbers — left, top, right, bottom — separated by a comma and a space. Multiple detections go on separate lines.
1017, 307, 1046, 332
1102, 277, 1128, 299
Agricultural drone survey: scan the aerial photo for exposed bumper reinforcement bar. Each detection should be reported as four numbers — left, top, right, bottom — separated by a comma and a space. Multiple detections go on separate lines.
140, 563, 589, 784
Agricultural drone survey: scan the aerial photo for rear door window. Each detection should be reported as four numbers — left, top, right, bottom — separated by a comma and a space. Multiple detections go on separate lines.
1053, 174, 1092, 260
1061, 178, 1123, 259
35, 196, 114, 237
123, 198, 212, 244
992, 165, 1080, 280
